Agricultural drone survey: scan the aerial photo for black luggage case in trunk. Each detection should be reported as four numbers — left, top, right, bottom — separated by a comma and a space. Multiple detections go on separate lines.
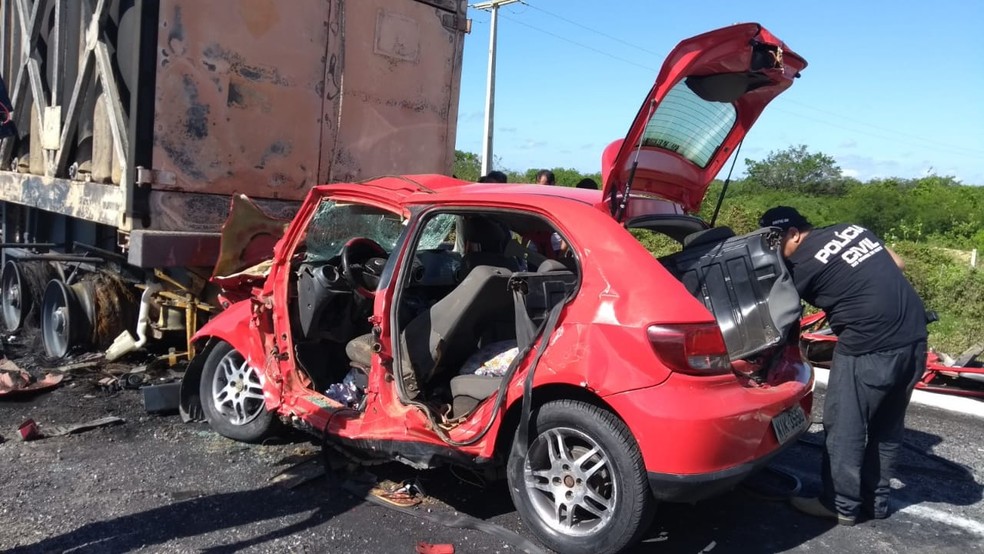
659, 228, 801, 361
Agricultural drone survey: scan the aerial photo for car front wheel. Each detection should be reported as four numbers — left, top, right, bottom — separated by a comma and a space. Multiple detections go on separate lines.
199, 341, 279, 442
507, 399, 655, 554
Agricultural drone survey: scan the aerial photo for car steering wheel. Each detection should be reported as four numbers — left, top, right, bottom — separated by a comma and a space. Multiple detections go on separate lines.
341, 238, 388, 298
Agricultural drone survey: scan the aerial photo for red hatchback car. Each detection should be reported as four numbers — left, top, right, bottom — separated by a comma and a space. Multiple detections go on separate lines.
180, 23, 812, 554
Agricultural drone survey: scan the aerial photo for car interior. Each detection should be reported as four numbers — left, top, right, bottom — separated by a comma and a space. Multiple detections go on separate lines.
283, 202, 579, 420
393, 211, 579, 420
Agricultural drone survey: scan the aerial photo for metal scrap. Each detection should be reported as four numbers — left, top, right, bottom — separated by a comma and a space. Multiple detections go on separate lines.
0, 361, 64, 397
269, 455, 327, 490
20, 416, 125, 440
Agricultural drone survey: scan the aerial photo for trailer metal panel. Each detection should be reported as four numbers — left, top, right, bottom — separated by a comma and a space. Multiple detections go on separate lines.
1, 0, 464, 233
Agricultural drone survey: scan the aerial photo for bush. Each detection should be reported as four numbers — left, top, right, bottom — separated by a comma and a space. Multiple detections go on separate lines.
892, 242, 984, 354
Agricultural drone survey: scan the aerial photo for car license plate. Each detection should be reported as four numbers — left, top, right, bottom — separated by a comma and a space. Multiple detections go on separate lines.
771, 405, 807, 445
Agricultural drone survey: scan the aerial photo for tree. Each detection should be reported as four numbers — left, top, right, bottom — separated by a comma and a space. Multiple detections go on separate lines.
744, 145, 846, 195
453, 150, 481, 182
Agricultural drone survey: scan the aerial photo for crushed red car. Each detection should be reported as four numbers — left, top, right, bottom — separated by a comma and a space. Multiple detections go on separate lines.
180, 23, 811, 554
801, 311, 984, 398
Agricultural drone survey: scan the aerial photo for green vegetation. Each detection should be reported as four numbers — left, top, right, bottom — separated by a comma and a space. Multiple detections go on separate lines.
454, 150, 601, 186
455, 146, 983, 353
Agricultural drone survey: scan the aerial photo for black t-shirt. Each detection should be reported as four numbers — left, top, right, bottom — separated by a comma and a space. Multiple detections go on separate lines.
787, 223, 927, 355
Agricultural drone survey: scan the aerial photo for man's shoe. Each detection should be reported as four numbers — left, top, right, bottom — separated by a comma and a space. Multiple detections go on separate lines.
789, 496, 856, 526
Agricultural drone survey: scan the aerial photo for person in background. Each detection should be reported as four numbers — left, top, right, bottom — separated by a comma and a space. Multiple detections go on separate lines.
532, 170, 569, 256
478, 170, 508, 183
535, 170, 555, 186
760, 206, 928, 527
576, 178, 598, 190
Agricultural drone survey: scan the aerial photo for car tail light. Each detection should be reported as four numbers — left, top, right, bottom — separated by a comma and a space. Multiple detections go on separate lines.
647, 324, 731, 375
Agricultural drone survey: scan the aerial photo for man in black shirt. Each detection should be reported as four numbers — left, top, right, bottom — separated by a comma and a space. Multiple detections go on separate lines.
760, 206, 927, 526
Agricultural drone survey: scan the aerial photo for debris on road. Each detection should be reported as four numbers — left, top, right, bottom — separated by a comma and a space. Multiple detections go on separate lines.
48, 360, 103, 374
142, 382, 181, 414
45, 416, 125, 436
0, 361, 63, 397
18, 419, 42, 441
16, 416, 124, 440
416, 542, 455, 554
270, 455, 327, 490
369, 483, 422, 508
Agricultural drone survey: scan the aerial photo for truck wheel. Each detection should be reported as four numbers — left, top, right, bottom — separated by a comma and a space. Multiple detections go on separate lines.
507, 400, 655, 554
199, 341, 279, 442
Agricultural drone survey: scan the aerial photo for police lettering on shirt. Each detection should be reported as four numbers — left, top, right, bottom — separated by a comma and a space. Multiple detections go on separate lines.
813, 224, 884, 268
787, 223, 927, 356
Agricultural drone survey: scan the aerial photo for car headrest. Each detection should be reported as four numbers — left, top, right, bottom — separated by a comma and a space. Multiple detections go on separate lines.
463, 216, 511, 253
683, 226, 735, 249
537, 259, 568, 273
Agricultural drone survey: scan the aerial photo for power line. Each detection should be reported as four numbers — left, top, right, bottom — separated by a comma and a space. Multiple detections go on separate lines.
496, 5, 984, 159
499, 13, 660, 73
519, 1, 665, 57
770, 106, 984, 159
780, 98, 983, 156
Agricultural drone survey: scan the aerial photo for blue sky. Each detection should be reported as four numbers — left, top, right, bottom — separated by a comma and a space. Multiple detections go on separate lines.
454, 1, 984, 184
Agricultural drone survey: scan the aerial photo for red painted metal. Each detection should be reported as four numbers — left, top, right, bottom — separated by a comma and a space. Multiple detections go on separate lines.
194, 25, 815, 493
800, 311, 984, 399
601, 23, 807, 213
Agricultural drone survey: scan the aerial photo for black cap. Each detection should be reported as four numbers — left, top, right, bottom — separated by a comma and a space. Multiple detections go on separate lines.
759, 206, 810, 231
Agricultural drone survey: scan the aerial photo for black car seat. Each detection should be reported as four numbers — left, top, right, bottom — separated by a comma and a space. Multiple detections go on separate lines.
448, 259, 577, 417
402, 265, 515, 389
460, 215, 521, 275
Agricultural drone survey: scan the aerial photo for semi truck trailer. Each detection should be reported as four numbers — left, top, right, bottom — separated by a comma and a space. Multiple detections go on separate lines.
0, 0, 466, 358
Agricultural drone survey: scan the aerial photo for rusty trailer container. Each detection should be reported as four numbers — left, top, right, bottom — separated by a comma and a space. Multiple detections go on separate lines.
0, 0, 466, 357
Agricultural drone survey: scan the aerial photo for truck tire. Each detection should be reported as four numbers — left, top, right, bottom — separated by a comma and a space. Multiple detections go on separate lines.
506, 399, 655, 554
199, 341, 279, 442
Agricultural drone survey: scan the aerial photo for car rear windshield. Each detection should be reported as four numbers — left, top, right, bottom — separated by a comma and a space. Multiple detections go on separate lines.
641, 81, 736, 168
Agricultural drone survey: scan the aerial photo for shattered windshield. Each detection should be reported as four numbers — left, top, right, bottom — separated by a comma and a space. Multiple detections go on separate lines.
303, 201, 404, 262
302, 201, 456, 262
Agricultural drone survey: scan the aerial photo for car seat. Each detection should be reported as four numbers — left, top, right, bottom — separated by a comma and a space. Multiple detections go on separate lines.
402, 265, 515, 389
448, 259, 577, 417
460, 215, 521, 275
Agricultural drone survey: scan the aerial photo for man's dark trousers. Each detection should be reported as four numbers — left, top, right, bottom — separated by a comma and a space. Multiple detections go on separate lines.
821, 340, 927, 518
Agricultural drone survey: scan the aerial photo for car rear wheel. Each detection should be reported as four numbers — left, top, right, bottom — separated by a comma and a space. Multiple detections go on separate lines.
507, 399, 655, 554
200, 341, 279, 442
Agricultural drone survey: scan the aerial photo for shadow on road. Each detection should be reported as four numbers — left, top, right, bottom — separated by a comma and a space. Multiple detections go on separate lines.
12, 423, 980, 554
9, 475, 359, 554
793, 426, 983, 511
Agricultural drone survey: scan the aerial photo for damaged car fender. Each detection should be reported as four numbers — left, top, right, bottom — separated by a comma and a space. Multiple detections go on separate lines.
179, 299, 276, 422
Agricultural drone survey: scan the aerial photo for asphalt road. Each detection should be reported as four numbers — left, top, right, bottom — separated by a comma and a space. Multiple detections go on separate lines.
1, 374, 982, 553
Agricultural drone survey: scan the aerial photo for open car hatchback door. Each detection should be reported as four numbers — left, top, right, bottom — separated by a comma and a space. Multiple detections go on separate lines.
602, 23, 807, 215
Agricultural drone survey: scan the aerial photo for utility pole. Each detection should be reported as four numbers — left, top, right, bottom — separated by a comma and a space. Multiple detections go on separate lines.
473, 0, 519, 176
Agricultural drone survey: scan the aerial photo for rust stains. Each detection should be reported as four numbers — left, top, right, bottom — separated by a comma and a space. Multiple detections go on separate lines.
240, 0, 281, 38
202, 43, 290, 87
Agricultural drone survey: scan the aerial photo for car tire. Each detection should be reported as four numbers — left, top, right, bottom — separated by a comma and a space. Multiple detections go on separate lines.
507, 399, 655, 554
199, 341, 279, 442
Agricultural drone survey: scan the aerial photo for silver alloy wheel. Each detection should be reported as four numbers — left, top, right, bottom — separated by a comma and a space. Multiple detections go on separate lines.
210, 349, 265, 426
523, 426, 617, 536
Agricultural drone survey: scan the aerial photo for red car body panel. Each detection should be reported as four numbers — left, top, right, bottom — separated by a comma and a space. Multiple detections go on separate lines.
602, 23, 807, 213
607, 349, 812, 476
197, 174, 813, 474
192, 24, 813, 499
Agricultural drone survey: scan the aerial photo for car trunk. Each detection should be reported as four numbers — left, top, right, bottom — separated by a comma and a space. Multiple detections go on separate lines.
634, 217, 801, 368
